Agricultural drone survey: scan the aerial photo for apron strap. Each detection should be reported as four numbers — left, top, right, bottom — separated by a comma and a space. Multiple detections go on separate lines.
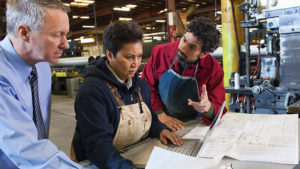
194, 61, 199, 78
135, 87, 144, 113
168, 56, 177, 71
170, 57, 199, 78
104, 81, 124, 107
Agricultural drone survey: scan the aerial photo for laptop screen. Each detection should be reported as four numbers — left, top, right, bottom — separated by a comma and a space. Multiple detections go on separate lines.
196, 101, 226, 156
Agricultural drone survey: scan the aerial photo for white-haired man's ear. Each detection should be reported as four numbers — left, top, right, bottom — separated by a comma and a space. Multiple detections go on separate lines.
17, 25, 30, 42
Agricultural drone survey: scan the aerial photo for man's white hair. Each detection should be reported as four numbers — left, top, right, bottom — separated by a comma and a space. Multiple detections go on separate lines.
6, 0, 70, 35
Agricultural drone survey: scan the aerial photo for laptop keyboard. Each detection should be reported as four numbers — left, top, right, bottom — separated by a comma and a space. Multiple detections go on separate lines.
174, 120, 201, 137
166, 139, 202, 157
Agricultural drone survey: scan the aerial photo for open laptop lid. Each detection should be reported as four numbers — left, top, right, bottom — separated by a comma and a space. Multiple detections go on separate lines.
196, 101, 226, 156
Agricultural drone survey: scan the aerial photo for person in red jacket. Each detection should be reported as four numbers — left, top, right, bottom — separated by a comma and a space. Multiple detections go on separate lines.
142, 17, 226, 131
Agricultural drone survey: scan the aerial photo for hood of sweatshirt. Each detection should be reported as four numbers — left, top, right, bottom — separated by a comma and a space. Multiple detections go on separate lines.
84, 56, 139, 92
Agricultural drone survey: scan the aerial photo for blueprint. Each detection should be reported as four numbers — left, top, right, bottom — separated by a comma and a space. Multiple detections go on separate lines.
198, 113, 298, 164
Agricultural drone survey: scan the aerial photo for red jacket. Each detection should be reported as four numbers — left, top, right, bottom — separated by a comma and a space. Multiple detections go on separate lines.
142, 41, 226, 125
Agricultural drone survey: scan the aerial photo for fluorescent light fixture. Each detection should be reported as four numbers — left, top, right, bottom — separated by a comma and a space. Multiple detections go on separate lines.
78, 3, 89, 6
80, 16, 90, 19
68, 39, 72, 42
70, 2, 89, 7
159, 8, 168, 13
195, 4, 200, 7
81, 38, 94, 43
144, 32, 165, 36
143, 40, 153, 43
143, 36, 152, 40
113, 7, 130, 11
153, 36, 161, 40
74, 38, 81, 41
82, 25, 95, 28
63, 3, 70, 6
155, 20, 166, 23
74, 0, 95, 3
73, 15, 79, 19
119, 17, 132, 21
146, 27, 151, 30
126, 4, 137, 8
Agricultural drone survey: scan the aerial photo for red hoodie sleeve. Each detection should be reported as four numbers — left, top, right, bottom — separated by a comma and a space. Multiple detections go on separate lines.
201, 62, 227, 125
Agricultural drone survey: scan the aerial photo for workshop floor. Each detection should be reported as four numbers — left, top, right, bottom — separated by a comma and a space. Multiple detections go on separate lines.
49, 94, 77, 157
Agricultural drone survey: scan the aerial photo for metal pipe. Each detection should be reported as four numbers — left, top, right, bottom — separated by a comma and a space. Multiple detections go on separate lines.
51, 56, 92, 67
244, 1, 251, 113
93, 2, 100, 54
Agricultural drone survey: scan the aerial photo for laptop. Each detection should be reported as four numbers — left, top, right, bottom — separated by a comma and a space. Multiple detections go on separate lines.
164, 101, 226, 157
120, 101, 226, 167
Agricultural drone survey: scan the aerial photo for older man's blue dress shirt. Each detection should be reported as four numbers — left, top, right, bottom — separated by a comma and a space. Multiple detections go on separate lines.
0, 36, 82, 169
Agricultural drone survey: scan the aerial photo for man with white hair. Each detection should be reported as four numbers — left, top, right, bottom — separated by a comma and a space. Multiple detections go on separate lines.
0, 0, 82, 168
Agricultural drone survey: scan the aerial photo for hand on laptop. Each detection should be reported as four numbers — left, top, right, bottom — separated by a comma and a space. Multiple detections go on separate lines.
188, 85, 212, 113
159, 129, 183, 146
158, 113, 185, 131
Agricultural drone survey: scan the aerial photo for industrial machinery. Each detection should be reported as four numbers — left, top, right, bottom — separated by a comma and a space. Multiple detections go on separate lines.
227, 0, 300, 114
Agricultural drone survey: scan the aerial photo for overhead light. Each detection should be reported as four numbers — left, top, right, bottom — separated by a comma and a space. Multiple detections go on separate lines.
143, 36, 152, 40
113, 7, 130, 11
144, 32, 165, 36
82, 25, 95, 28
143, 40, 153, 43
201, 2, 207, 5
146, 27, 151, 30
80, 16, 90, 19
81, 38, 95, 43
119, 17, 132, 21
126, 4, 137, 8
153, 36, 162, 40
70, 2, 89, 7
73, 15, 79, 19
74, 0, 95, 3
158, 8, 168, 14
155, 20, 166, 23
63, 3, 70, 6
195, 4, 200, 7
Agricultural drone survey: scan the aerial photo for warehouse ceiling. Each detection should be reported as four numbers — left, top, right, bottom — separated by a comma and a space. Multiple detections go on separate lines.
0, 0, 221, 41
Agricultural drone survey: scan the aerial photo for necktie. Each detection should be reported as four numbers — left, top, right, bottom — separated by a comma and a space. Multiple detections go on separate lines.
29, 66, 47, 139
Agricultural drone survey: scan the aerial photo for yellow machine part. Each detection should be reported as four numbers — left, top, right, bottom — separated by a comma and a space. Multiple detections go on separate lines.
221, 0, 244, 108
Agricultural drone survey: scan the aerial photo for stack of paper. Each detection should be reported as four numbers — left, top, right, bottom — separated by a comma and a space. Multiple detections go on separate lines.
198, 113, 298, 164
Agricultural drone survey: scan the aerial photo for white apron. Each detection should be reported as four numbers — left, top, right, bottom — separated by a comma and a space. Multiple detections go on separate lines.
105, 82, 152, 150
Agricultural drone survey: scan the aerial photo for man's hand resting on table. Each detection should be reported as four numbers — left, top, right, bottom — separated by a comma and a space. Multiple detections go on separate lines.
159, 129, 183, 145
158, 113, 185, 131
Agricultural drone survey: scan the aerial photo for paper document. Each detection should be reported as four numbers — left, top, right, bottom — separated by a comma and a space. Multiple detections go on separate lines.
145, 146, 222, 169
198, 113, 298, 164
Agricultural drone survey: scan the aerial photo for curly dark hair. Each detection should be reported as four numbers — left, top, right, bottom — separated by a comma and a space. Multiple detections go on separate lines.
185, 17, 220, 53
103, 20, 143, 57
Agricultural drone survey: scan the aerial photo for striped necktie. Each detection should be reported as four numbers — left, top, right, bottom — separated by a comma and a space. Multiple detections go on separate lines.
29, 66, 47, 139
